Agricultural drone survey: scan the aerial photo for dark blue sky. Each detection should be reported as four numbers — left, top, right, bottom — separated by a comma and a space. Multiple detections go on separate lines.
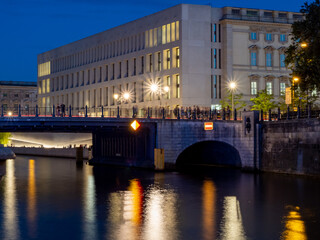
0, 0, 305, 82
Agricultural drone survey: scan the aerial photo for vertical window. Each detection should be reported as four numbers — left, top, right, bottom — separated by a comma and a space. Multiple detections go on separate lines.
166, 23, 171, 43
133, 82, 136, 103
213, 24, 217, 42
153, 28, 157, 46
119, 62, 122, 78
266, 53, 272, 67
105, 65, 108, 81
141, 56, 144, 74
280, 54, 285, 67
105, 87, 108, 106
99, 67, 102, 82
280, 34, 286, 42
176, 47, 180, 68
213, 49, 217, 69
167, 50, 171, 69
141, 82, 144, 102
167, 76, 171, 99
149, 29, 153, 48
157, 27, 162, 45
218, 24, 221, 42
171, 22, 175, 42
218, 49, 221, 69
218, 75, 221, 99
133, 58, 136, 75
126, 60, 129, 77
251, 52, 257, 66
87, 70, 90, 85
112, 64, 115, 80
112, 86, 115, 105
176, 75, 180, 98
93, 68, 96, 83
251, 32, 257, 40
77, 72, 79, 86
266, 33, 272, 41
176, 21, 180, 40
162, 25, 166, 44
149, 54, 153, 72
157, 52, 161, 71
214, 75, 217, 99
280, 82, 286, 95
251, 81, 257, 95
266, 82, 272, 94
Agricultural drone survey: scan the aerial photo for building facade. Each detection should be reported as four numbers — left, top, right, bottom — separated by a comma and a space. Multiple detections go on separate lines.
0, 81, 37, 115
37, 4, 302, 114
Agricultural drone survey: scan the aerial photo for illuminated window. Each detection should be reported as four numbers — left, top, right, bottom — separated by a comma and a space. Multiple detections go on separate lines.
46, 79, 50, 93
176, 21, 179, 40
166, 23, 171, 43
251, 81, 257, 95
167, 50, 171, 70
171, 22, 175, 42
157, 27, 162, 45
157, 52, 161, 71
38, 61, 51, 77
280, 82, 286, 95
42, 79, 46, 93
167, 76, 171, 99
176, 47, 180, 68
149, 29, 153, 48
153, 28, 157, 46
266, 82, 273, 94
162, 25, 166, 44
145, 31, 149, 48
176, 75, 180, 98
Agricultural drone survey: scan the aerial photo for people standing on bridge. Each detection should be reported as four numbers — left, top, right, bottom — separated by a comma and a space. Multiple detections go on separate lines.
226, 106, 230, 120
57, 105, 61, 117
61, 104, 66, 117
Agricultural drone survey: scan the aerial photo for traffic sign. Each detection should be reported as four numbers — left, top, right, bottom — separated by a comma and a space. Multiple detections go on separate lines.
130, 120, 140, 131
204, 122, 213, 131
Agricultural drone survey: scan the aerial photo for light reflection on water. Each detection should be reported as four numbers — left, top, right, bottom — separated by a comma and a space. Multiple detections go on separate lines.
0, 156, 318, 239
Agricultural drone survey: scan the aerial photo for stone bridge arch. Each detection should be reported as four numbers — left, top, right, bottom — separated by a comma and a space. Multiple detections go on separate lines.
176, 140, 242, 168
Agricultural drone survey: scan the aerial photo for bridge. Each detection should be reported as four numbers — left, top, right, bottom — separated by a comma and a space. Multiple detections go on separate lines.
0, 109, 259, 170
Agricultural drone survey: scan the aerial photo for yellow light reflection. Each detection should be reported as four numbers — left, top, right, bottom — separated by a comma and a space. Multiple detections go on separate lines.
83, 165, 97, 240
28, 159, 37, 236
219, 196, 246, 240
3, 160, 19, 240
142, 187, 178, 240
281, 206, 307, 240
202, 180, 216, 240
128, 179, 143, 225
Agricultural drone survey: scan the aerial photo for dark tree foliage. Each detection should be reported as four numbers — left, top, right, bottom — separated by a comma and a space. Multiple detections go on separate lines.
285, 0, 320, 92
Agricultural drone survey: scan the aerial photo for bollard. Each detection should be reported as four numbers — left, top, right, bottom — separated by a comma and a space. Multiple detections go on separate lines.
52, 105, 55, 117
162, 107, 165, 119
101, 106, 104, 118
268, 109, 271, 121
69, 105, 72, 118
117, 106, 120, 118
18, 104, 21, 117
35, 105, 39, 117
85, 105, 88, 118
234, 109, 237, 121
287, 106, 290, 120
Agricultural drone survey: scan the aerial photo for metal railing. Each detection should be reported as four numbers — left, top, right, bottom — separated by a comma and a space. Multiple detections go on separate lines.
0, 104, 247, 121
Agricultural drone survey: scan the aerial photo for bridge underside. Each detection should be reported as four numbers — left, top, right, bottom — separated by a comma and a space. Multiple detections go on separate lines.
176, 141, 242, 169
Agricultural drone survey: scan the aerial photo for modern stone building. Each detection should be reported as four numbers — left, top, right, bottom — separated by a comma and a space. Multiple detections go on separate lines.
37, 4, 302, 113
0, 81, 37, 115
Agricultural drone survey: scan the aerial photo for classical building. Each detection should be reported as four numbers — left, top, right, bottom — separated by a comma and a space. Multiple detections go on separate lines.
37, 4, 302, 113
0, 81, 37, 115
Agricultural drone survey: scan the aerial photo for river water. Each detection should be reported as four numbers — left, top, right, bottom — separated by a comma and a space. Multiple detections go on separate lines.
0, 156, 319, 240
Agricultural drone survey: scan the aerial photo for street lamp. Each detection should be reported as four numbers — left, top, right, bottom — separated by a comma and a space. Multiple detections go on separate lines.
228, 81, 237, 120
292, 77, 299, 109
301, 42, 308, 48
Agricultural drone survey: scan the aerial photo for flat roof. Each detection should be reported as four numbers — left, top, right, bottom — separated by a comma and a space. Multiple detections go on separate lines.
0, 81, 37, 87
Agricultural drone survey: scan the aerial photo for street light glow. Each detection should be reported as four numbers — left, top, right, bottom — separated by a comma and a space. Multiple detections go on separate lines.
123, 92, 130, 100
229, 81, 236, 90
113, 93, 119, 100
150, 84, 158, 93
293, 77, 300, 82
301, 42, 308, 48
163, 86, 170, 93
8, 111, 12, 117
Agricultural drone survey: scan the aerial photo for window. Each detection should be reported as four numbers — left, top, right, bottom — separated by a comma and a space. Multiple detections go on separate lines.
280, 34, 286, 42
3, 93, 7, 97
133, 58, 136, 76
279, 13, 287, 18
176, 75, 180, 98
176, 47, 180, 68
264, 11, 272, 17
105, 65, 108, 81
166, 76, 171, 99
25, 94, 29, 98
157, 52, 161, 71
266, 53, 272, 67
213, 24, 217, 42
251, 52, 257, 66
14, 93, 19, 98
266, 82, 272, 94
232, 9, 240, 15
119, 62, 122, 78
266, 33, 272, 41
251, 81, 257, 95
141, 56, 144, 74
280, 82, 286, 95
166, 50, 171, 69
247, 10, 258, 16
213, 49, 217, 69
280, 54, 285, 67
251, 32, 257, 40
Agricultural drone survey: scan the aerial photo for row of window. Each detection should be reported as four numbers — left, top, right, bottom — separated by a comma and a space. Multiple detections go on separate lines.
39, 48, 180, 94
250, 80, 287, 95
1, 93, 32, 98
39, 23, 180, 77
231, 8, 302, 20
41, 75, 181, 108
250, 50, 286, 67
250, 32, 287, 42
145, 21, 179, 48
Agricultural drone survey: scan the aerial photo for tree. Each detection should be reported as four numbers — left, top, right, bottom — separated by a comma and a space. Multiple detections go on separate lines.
285, 0, 320, 92
250, 90, 277, 112
0, 133, 11, 146
220, 93, 247, 111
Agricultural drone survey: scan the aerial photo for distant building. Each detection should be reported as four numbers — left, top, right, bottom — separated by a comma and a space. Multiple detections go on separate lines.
37, 4, 302, 113
0, 81, 37, 115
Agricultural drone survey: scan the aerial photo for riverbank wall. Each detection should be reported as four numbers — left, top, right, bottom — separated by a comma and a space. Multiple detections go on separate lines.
11, 147, 89, 159
261, 119, 320, 176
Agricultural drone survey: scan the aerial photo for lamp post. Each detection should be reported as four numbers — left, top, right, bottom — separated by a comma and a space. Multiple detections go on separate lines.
292, 77, 299, 109
228, 81, 237, 120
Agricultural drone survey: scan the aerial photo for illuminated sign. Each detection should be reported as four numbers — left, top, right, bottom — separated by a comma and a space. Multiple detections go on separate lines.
130, 120, 141, 131
204, 122, 213, 131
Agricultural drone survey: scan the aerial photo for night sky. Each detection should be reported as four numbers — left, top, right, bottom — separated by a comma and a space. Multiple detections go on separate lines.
0, 0, 305, 82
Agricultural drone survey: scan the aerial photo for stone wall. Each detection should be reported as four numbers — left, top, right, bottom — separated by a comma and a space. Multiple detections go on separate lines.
261, 119, 320, 175
12, 147, 89, 159
156, 111, 258, 169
